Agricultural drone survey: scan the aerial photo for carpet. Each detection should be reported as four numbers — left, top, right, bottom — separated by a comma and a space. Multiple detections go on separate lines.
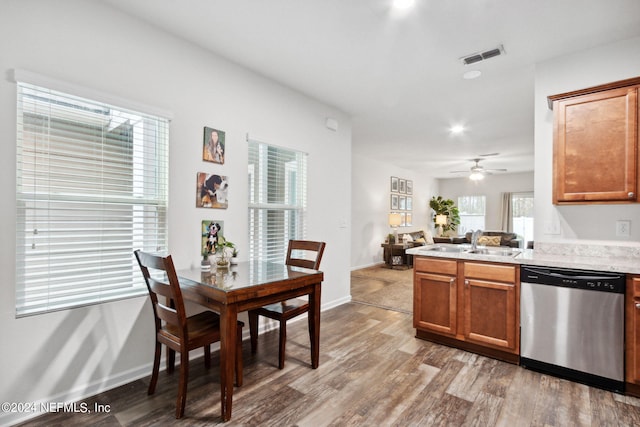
351, 265, 413, 314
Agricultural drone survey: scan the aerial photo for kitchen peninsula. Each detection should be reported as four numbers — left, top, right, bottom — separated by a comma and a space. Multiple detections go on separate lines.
406, 242, 640, 396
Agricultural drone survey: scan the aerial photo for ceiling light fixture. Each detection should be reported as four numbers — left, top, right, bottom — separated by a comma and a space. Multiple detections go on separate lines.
393, 0, 415, 10
463, 70, 482, 80
469, 171, 485, 181
450, 125, 465, 134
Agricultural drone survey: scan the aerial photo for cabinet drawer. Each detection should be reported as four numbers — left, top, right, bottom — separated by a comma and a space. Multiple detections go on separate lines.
414, 257, 457, 275
463, 262, 516, 283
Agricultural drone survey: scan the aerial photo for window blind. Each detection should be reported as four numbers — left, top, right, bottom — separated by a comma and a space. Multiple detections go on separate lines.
15, 82, 169, 316
247, 138, 307, 263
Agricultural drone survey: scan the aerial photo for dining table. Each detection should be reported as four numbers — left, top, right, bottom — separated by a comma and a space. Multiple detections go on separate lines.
176, 260, 324, 422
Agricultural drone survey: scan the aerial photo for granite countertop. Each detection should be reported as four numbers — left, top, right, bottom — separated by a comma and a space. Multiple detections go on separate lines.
406, 242, 640, 275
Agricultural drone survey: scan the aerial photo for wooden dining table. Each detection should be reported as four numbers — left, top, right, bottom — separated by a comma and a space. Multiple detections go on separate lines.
176, 261, 324, 422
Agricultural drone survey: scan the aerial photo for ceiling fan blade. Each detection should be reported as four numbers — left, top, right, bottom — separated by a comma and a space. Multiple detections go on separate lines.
486, 168, 507, 172
479, 152, 500, 157
449, 170, 468, 173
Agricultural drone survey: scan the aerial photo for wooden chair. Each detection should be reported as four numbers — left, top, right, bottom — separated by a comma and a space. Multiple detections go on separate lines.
248, 240, 326, 369
134, 250, 244, 419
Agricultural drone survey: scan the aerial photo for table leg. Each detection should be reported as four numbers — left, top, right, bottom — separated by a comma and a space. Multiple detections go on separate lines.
308, 283, 321, 368
219, 305, 237, 422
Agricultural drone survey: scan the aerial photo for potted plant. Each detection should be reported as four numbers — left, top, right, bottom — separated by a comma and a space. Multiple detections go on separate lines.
214, 236, 235, 269
230, 247, 239, 265
429, 196, 460, 235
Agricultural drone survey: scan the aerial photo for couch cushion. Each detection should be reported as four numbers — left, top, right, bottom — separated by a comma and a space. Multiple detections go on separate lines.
477, 235, 501, 246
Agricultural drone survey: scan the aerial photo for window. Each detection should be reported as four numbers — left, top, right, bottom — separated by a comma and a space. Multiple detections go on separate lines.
511, 192, 534, 245
248, 138, 307, 263
15, 79, 169, 316
457, 195, 486, 234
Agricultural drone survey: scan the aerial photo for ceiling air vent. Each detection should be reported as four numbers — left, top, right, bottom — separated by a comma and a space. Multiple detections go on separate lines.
460, 45, 505, 65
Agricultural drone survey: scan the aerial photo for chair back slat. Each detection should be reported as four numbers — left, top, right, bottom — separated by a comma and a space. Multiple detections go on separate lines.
134, 250, 188, 336
286, 240, 326, 270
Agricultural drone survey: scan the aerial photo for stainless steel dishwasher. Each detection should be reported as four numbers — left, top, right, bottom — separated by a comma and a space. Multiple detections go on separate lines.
520, 265, 625, 393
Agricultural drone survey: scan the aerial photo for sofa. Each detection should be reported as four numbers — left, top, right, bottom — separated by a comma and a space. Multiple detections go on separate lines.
434, 231, 521, 248
462, 231, 521, 248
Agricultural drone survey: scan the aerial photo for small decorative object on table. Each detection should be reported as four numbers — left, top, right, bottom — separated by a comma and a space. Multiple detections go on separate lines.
215, 236, 235, 270
201, 250, 211, 272
230, 247, 239, 265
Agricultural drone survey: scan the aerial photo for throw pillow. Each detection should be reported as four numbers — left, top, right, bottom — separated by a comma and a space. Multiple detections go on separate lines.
403, 234, 414, 242
477, 235, 501, 246
424, 230, 435, 245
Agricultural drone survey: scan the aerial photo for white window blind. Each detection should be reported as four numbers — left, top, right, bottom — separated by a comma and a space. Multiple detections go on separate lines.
15, 82, 169, 316
248, 137, 307, 263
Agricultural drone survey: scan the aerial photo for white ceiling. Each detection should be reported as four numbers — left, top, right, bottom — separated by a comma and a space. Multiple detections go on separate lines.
101, 0, 640, 178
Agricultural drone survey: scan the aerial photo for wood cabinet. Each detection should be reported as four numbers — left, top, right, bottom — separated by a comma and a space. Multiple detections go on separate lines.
549, 77, 640, 204
413, 257, 457, 335
462, 262, 518, 352
413, 257, 519, 363
626, 275, 640, 396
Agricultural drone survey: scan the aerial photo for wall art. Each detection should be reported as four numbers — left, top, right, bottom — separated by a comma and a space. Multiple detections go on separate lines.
203, 126, 225, 164
197, 172, 229, 209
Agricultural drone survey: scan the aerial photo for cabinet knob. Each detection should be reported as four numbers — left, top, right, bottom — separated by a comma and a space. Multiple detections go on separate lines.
629, 192, 635, 198
464, 279, 469, 287
450, 278, 456, 284
635, 302, 640, 309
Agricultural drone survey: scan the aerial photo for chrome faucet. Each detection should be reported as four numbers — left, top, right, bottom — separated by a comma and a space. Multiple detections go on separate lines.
470, 229, 482, 250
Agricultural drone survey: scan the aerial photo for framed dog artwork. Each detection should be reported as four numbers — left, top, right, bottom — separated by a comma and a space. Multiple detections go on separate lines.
203, 126, 225, 164
197, 172, 229, 209
202, 220, 224, 256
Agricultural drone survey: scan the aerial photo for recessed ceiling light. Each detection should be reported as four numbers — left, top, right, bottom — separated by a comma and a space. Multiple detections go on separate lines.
393, 0, 415, 10
450, 125, 465, 134
463, 70, 482, 80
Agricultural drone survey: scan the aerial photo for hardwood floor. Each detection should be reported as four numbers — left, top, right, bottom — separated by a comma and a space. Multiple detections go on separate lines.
16, 268, 640, 426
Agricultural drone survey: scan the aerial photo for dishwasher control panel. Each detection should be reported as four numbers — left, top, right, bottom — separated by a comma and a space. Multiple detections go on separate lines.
521, 266, 625, 294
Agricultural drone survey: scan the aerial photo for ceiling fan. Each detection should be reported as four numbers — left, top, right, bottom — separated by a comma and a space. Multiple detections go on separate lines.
450, 156, 507, 180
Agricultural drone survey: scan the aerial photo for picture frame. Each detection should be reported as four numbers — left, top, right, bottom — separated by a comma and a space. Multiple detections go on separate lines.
406, 196, 413, 211
399, 179, 406, 194
203, 126, 226, 164
406, 180, 413, 195
390, 194, 399, 210
406, 213, 413, 227
400, 212, 407, 227
202, 220, 224, 256
399, 195, 406, 210
196, 172, 229, 209
390, 176, 399, 193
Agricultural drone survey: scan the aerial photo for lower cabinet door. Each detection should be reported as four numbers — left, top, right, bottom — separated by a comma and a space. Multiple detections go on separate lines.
414, 272, 457, 335
463, 278, 517, 351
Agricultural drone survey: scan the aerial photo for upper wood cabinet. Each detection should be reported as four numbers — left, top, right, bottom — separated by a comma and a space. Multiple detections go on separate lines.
548, 77, 640, 204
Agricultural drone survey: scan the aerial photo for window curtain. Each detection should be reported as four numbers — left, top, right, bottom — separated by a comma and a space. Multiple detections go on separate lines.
500, 192, 513, 232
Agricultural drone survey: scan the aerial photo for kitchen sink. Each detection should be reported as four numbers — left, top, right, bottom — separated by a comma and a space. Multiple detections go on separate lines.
467, 248, 521, 257
424, 244, 520, 258
424, 244, 470, 253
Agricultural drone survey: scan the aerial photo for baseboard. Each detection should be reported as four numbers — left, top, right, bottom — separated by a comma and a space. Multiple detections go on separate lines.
350, 262, 385, 271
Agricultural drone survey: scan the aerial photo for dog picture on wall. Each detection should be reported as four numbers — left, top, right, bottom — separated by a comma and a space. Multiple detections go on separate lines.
202, 220, 224, 256
203, 126, 225, 164
196, 172, 229, 209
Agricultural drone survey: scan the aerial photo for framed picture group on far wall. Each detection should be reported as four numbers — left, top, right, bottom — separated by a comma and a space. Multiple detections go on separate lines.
390, 176, 413, 227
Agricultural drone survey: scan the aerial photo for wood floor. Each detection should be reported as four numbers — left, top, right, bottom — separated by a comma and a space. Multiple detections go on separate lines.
17, 267, 640, 426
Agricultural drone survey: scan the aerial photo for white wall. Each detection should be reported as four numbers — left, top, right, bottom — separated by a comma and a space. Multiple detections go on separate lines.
534, 36, 640, 244
0, 1, 351, 424
438, 172, 535, 232
351, 153, 438, 269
